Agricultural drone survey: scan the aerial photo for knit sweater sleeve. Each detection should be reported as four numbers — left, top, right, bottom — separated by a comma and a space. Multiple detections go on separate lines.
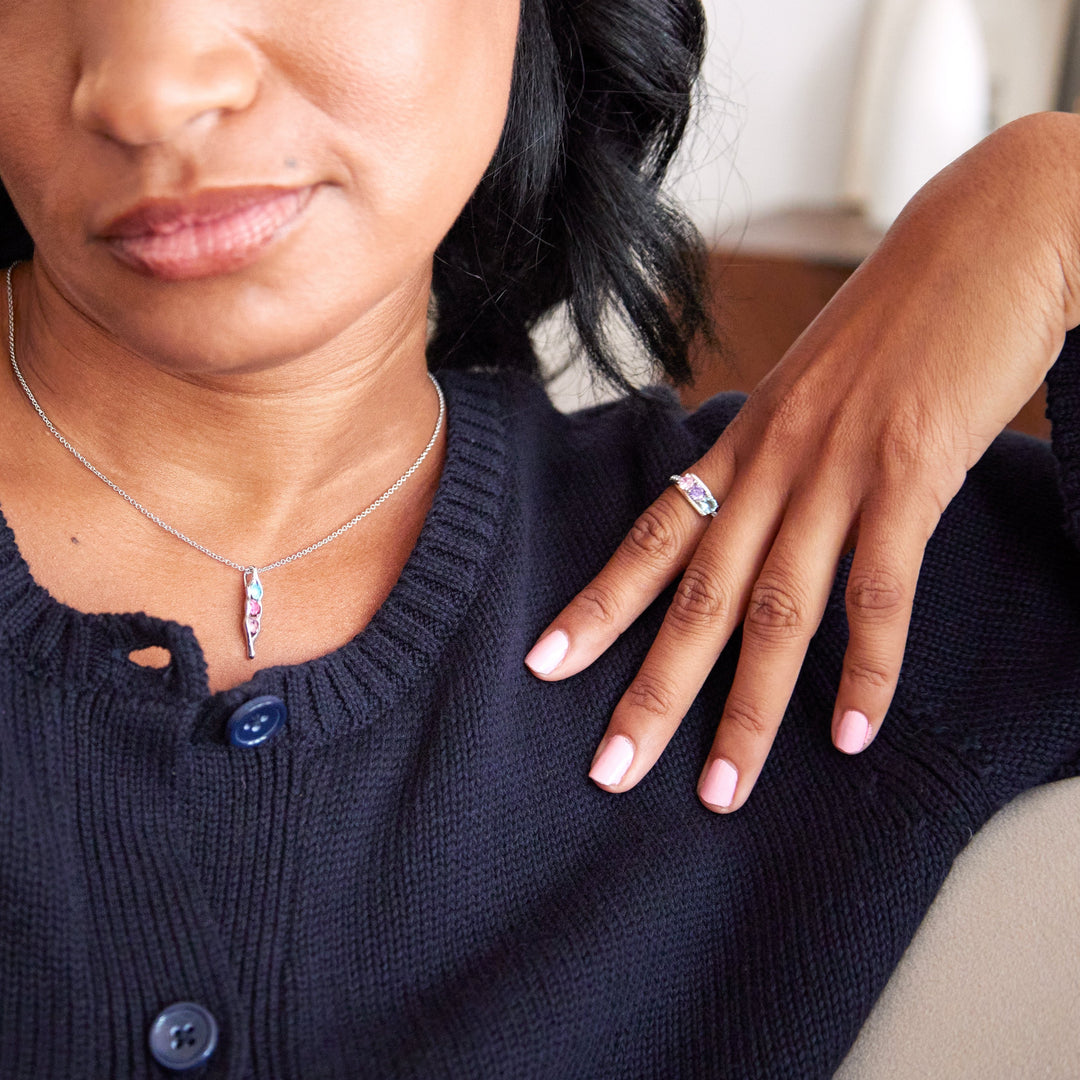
1046, 323, 1080, 550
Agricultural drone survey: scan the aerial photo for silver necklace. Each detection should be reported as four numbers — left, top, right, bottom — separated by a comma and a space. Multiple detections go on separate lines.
5, 263, 445, 660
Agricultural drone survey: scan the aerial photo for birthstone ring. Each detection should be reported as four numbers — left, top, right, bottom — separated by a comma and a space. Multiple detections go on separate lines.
670, 472, 719, 517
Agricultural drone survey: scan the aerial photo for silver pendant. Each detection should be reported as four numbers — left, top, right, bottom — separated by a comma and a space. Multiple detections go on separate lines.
244, 567, 263, 659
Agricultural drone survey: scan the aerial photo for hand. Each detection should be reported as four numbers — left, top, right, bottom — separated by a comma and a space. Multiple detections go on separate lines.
524, 112, 1080, 811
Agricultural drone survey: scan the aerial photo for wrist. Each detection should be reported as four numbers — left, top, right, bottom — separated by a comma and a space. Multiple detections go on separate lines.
881, 111, 1080, 354
989, 112, 1080, 332
889, 111, 1080, 343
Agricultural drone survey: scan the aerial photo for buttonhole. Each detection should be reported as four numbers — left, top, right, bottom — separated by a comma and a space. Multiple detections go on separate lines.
127, 646, 172, 670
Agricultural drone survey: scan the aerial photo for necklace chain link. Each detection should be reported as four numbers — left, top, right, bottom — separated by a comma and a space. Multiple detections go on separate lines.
4, 262, 445, 579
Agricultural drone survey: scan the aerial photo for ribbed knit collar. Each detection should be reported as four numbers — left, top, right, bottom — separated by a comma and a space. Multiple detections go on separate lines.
0, 370, 512, 739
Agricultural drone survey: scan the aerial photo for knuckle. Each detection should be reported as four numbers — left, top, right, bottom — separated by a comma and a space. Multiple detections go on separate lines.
900, 477, 958, 540
668, 564, 730, 629
570, 581, 621, 627
844, 655, 894, 691
624, 503, 681, 563
846, 569, 907, 622
744, 574, 807, 641
759, 377, 816, 450
622, 674, 679, 720
866, 479, 951, 550
875, 406, 945, 478
723, 693, 773, 740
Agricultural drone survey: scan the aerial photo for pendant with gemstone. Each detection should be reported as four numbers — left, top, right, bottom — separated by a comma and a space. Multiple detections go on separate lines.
243, 567, 263, 659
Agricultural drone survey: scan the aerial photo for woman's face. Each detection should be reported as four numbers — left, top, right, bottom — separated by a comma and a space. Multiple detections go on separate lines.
0, 0, 520, 373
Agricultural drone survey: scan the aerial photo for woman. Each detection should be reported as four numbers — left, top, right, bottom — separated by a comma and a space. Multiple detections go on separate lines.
0, 2, 1078, 1079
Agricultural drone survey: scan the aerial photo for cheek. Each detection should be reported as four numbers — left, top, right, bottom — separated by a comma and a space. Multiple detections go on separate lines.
0, 20, 79, 248
287, 0, 520, 255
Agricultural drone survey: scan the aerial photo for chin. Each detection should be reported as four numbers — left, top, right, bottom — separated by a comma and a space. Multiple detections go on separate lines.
121, 307, 367, 379
31, 200, 435, 379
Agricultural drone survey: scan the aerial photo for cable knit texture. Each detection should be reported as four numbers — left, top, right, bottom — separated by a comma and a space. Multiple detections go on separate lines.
2, 332, 1080, 1079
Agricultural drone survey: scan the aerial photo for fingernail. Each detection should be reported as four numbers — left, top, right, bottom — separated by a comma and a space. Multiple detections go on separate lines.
700, 758, 738, 809
835, 709, 871, 755
589, 735, 635, 787
524, 629, 569, 675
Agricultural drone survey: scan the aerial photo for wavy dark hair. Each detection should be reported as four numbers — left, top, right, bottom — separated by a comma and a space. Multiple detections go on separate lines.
0, 0, 710, 392
431, 0, 710, 390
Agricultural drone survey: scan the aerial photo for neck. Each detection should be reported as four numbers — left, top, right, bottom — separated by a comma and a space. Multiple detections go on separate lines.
5, 260, 444, 566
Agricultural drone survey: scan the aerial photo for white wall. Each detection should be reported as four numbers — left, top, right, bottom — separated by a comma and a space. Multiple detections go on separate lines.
672, 0, 1073, 241
670, 0, 870, 240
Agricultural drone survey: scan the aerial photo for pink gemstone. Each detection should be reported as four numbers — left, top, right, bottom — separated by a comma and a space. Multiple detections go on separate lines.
247, 617, 260, 635
248, 600, 262, 616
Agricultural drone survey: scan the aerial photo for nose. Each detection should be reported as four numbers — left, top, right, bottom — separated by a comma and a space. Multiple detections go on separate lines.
71, 5, 260, 147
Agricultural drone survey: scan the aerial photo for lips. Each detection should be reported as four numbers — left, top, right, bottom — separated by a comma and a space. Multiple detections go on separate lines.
101, 185, 317, 280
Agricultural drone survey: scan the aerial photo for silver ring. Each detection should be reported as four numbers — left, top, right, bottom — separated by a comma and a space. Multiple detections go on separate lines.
670, 472, 719, 517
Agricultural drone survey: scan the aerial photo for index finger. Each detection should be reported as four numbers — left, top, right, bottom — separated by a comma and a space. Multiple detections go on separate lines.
524, 456, 733, 680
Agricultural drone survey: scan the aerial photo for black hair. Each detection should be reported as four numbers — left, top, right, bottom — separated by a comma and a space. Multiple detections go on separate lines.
0, 0, 710, 392
430, 0, 711, 391
0, 183, 33, 266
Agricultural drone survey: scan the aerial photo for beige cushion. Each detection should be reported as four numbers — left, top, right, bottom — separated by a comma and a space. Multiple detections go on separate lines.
835, 775, 1080, 1079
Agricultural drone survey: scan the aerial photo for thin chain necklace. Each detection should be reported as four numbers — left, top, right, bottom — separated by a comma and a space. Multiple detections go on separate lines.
5, 263, 446, 660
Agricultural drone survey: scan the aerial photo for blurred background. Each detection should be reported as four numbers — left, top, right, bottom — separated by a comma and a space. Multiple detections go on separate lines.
547, 0, 1080, 439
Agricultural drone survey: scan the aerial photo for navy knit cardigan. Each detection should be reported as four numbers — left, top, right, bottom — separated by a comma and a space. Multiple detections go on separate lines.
2, 331, 1080, 1079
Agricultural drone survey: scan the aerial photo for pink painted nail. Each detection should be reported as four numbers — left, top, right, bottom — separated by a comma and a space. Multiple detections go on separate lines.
589, 735, 635, 787
835, 709, 871, 755
700, 758, 738, 809
524, 629, 569, 676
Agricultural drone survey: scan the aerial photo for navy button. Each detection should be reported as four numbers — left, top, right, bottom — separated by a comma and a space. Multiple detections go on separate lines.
148, 1002, 218, 1071
227, 694, 287, 748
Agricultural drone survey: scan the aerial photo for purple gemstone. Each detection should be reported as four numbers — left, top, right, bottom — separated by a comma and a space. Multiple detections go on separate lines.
689, 485, 707, 500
